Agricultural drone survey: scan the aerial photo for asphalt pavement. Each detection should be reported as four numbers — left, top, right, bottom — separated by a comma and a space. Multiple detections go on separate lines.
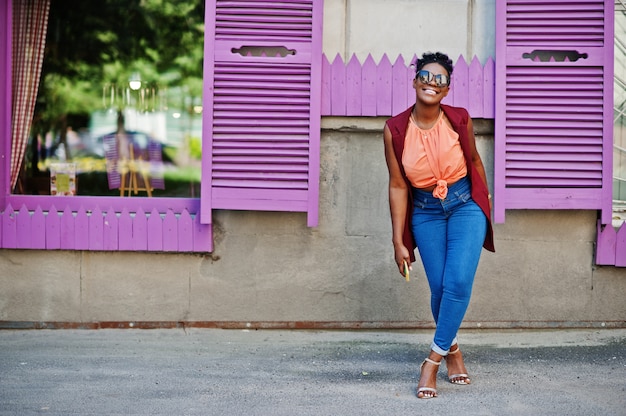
0, 328, 625, 415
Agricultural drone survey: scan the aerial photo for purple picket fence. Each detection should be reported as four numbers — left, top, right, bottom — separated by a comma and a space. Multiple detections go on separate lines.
0, 204, 213, 252
321, 53, 496, 118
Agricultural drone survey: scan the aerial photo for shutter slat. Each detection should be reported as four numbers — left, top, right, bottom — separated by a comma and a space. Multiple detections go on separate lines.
215, 103, 309, 111
214, 169, 309, 176
213, 127, 310, 135
507, 153, 602, 162
214, 148, 308, 155
506, 99, 602, 106
214, 156, 308, 162
507, 145, 601, 154
214, 112, 309, 120
505, 178, 601, 186
215, 118, 309, 126
505, 120, 602, 129
505, 113, 602, 122
215, 65, 310, 74
215, 97, 309, 105
212, 179, 308, 189
212, 133, 309, 141
507, 135, 601, 144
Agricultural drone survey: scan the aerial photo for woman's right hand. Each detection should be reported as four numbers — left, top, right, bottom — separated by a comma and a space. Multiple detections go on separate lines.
384, 122, 412, 279
394, 244, 412, 277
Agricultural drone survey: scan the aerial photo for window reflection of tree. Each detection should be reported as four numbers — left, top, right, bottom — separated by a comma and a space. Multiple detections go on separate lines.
22, 0, 204, 198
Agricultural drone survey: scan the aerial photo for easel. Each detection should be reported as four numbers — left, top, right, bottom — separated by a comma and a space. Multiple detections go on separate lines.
119, 144, 153, 197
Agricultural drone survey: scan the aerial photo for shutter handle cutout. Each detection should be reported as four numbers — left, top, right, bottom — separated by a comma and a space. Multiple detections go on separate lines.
522, 50, 588, 62
231, 46, 297, 58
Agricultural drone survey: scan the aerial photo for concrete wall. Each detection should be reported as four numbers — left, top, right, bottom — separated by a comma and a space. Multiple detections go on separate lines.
2, 119, 625, 328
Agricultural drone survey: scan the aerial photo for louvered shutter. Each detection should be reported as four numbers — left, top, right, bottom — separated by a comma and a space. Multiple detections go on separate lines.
201, 0, 323, 227
494, 0, 614, 224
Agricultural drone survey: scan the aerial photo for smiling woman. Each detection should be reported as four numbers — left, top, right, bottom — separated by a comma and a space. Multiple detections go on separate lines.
16, 0, 205, 198
383, 51, 494, 399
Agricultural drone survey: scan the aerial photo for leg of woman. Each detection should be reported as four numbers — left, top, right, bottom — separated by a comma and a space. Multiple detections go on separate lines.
431, 199, 486, 353
412, 211, 447, 325
411, 193, 448, 398
433, 197, 487, 384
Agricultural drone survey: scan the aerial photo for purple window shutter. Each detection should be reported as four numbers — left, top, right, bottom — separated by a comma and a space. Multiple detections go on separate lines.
201, 0, 323, 227
494, 0, 614, 224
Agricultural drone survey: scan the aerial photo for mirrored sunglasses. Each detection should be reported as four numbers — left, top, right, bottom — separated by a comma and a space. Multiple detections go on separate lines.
416, 70, 450, 87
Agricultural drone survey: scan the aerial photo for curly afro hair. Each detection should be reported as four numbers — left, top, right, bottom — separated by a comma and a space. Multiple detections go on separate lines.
414, 52, 454, 78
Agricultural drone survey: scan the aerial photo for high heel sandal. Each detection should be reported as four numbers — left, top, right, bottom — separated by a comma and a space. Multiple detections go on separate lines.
446, 348, 471, 385
416, 358, 441, 399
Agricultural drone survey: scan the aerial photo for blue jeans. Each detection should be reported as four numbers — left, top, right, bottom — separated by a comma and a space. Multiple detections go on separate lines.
411, 176, 487, 356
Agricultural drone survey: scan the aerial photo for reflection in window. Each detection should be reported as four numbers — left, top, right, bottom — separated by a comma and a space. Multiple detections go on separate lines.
18, 0, 204, 198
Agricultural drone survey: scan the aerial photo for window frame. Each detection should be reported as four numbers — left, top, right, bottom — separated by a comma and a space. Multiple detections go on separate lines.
0, 0, 212, 253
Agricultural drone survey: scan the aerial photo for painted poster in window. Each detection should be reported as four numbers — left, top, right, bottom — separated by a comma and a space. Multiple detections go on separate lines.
50, 162, 76, 196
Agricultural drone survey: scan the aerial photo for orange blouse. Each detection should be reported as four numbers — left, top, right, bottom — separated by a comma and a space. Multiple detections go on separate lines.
402, 111, 467, 199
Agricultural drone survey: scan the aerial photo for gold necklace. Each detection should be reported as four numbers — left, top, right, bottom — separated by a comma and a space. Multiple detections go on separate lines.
411, 109, 441, 130
411, 108, 442, 139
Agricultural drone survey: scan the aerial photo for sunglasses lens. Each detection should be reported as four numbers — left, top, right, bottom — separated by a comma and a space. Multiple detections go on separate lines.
418, 70, 431, 84
417, 70, 449, 87
435, 74, 449, 87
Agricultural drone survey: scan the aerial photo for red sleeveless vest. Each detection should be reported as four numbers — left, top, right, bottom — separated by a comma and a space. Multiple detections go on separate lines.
386, 104, 495, 260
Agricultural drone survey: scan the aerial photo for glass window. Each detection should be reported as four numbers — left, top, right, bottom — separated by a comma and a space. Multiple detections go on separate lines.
18, 0, 204, 198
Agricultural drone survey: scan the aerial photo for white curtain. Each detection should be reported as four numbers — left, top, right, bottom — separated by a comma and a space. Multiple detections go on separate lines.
11, 0, 50, 191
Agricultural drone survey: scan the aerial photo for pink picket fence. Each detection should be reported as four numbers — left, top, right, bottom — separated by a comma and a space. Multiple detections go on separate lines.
0, 204, 213, 252
321, 53, 496, 118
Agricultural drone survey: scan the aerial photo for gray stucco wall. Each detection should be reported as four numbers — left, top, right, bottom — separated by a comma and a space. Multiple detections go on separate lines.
2, 118, 624, 328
